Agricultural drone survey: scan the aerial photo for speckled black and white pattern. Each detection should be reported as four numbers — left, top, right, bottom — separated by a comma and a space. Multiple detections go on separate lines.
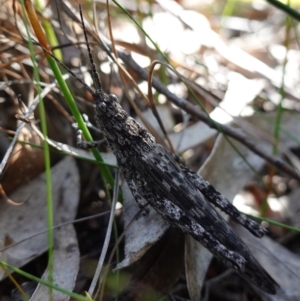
75, 17, 279, 295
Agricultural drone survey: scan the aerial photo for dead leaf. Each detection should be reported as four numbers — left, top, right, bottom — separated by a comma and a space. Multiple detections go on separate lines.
126, 228, 185, 301
115, 181, 169, 270
0, 157, 80, 300
233, 223, 300, 301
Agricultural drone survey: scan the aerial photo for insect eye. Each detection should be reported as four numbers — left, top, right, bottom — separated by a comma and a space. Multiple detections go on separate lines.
109, 94, 118, 103
98, 102, 106, 111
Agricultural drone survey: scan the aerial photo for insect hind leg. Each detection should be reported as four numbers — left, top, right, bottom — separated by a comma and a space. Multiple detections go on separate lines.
182, 167, 266, 238
152, 196, 246, 271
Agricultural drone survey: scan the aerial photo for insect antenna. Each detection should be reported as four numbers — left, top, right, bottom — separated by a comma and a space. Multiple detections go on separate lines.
36, 40, 95, 96
79, 4, 102, 92
33, 5, 102, 97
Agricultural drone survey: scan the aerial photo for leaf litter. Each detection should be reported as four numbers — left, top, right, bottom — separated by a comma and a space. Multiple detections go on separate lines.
1, 0, 300, 300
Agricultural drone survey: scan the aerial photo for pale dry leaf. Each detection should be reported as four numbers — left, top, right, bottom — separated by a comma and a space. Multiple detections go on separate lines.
136, 106, 174, 135
170, 121, 215, 154
115, 181, 169, 270
233, 224, 300, 301
29, 224, 79, 301
245, 111, 300, 151
0, 156, 80, 299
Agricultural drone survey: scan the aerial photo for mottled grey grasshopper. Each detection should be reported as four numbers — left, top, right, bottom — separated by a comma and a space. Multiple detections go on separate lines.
69, 7, 278, 295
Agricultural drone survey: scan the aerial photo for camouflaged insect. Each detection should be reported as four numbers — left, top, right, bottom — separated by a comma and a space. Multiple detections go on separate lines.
74, 8, 278, 295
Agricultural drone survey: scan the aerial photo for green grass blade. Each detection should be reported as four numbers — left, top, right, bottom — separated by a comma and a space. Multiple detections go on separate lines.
20, 2, 54, 297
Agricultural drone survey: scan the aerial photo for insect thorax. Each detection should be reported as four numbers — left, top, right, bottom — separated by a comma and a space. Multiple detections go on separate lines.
94, 98, 156, 161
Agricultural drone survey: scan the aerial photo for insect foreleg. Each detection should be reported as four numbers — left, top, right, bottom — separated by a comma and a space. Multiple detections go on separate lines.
76, 129, 106, 149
